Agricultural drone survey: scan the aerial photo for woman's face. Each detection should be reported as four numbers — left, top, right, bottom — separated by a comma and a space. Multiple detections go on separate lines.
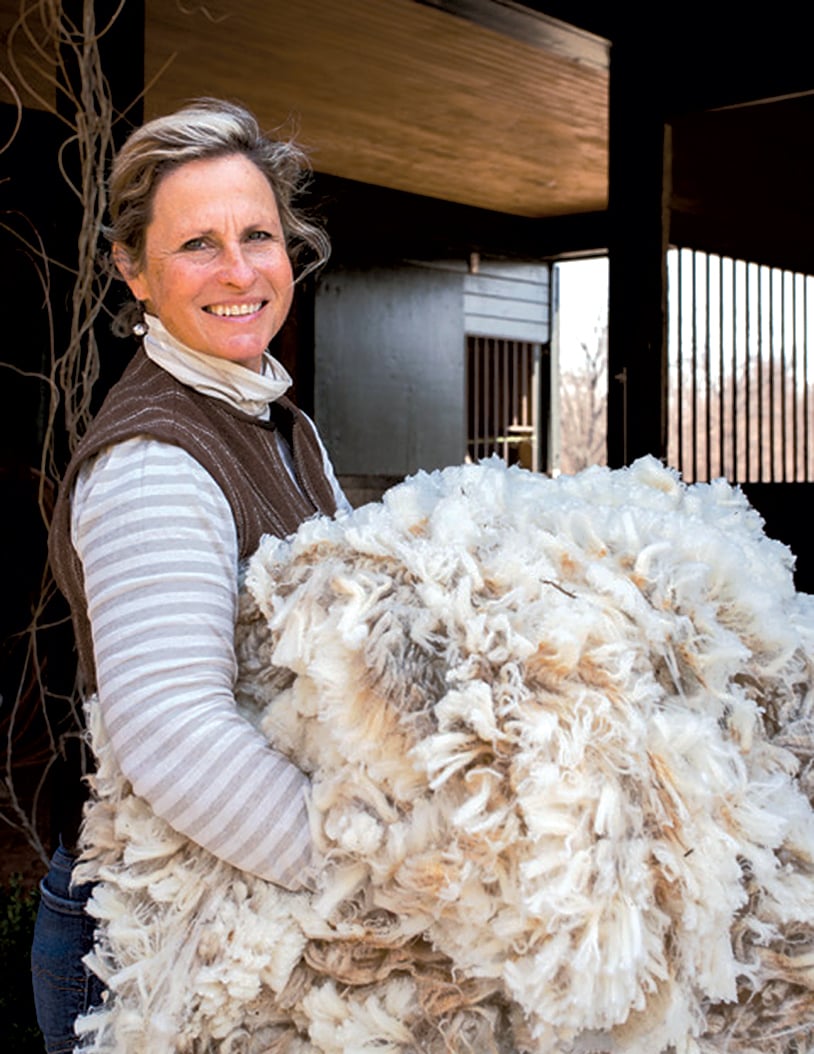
118, 153, 294, 372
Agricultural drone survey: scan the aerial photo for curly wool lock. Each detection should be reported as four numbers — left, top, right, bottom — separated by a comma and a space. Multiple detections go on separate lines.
75, 456, 814, 1053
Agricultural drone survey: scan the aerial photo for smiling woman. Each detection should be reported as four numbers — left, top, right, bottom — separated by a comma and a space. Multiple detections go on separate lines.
114, 154, 296, 372
30, 98, 349, 1054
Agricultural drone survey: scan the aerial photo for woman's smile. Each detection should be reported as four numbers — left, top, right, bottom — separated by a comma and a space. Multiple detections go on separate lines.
204, 301, 267, 317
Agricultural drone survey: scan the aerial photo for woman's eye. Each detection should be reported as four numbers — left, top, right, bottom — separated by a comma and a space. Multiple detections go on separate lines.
246, 230, 273, 243
181, 237, 210, 251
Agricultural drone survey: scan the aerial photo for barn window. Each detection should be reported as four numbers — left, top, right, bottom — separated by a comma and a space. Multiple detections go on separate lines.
466, 336, 542, 470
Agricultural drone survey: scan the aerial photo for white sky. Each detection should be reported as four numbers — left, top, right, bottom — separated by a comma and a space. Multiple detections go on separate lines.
557, 256, 608, 371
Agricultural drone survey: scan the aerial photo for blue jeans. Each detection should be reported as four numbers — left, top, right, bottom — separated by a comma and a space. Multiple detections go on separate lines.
30, 844, 105, 1053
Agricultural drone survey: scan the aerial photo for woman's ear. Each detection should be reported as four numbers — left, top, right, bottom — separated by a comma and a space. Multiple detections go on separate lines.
112, 244, 148, 301
111, 243, 134, 279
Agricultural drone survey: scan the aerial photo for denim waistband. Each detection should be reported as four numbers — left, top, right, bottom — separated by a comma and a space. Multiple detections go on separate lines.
44, 843, 94, 899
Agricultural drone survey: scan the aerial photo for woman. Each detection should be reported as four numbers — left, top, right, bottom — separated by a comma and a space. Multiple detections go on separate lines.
31, 97, 350, 1053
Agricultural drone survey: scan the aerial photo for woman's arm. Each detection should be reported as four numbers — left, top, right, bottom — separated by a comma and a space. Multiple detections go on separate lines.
71, 436, 314, 888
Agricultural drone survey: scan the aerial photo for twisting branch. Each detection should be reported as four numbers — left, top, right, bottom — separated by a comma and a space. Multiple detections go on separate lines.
1, 0, 123, 866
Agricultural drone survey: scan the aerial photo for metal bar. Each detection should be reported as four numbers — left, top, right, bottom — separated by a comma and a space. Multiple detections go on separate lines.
502, 339, 509, 462
757, 265, 764, 481
493, 339, 500, 458
690, 250, 698, 481
676, 250, 684, 475
469, 336, 477, 461
744, 262, 751, 481
805, 278, 810, 481
731, 258, 738, 481
704, 253, 711, 481
520, 340, 528, 428
721, 258, 729, 478
482, 337, 489, 459
792, 273, 799, 480
477, 337, 484, 461
769, 268, 776, 481
781, 271, 788, 482
532, 341, 541, 473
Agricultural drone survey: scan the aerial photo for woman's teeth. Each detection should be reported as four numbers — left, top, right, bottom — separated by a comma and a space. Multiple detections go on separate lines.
206, 302, 262, 317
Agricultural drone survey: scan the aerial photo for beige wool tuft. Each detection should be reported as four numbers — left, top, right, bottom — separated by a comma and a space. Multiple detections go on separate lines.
74, 456, 814, 1053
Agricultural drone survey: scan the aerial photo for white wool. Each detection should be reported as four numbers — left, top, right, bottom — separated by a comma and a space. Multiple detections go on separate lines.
73, 456, 814, 1053
303, 977, 417, 1052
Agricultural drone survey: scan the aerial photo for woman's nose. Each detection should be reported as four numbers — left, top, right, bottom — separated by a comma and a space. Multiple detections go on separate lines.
218, 244, 255, 286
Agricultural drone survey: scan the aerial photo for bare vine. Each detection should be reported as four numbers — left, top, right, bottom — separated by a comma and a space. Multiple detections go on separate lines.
0, 0, 122, 868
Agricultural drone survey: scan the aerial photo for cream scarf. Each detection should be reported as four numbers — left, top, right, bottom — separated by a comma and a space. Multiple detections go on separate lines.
141, 314, 292, 420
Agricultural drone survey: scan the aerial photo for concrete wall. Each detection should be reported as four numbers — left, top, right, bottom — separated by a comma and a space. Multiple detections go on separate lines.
314, 263, 465, 482
314, 258, 551, 502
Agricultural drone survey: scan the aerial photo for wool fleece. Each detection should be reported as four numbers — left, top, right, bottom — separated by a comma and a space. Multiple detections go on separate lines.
74, 456, 814, 1054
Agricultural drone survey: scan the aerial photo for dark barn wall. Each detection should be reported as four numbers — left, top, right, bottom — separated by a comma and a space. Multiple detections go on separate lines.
0, 105, 72, 470
741, 484, 814, 596
0, 104, 81, 852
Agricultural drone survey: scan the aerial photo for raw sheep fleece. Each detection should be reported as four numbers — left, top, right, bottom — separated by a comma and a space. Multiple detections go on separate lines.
74, 456, 814, 1054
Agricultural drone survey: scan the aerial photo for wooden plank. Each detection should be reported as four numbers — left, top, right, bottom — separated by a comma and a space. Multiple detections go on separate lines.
142, 0, 608, 218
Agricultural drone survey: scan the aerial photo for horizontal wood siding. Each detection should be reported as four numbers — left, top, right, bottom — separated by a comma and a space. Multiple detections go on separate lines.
464, 261, 550, 342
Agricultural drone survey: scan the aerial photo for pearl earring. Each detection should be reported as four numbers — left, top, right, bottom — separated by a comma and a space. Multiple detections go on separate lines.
132, 319, 148, 337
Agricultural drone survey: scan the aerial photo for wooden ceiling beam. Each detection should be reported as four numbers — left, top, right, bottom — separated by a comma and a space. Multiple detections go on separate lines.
412, 0, 608, 69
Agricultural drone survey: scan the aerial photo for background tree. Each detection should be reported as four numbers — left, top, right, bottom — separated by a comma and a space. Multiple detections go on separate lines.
558, 318, 608, 475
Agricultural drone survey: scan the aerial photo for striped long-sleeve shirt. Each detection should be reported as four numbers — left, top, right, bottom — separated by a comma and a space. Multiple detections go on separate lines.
70, 323, 350, 888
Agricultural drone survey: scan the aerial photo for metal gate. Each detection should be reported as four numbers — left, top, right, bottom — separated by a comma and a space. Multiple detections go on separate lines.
668, 248, 813, 483
466, 335, 543, 471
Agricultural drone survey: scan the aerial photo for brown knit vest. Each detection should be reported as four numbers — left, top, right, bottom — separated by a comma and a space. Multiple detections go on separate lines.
49, 349, 339, 693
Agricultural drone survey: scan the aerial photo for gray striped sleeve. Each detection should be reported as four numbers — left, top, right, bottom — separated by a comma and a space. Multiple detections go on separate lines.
71, 437, 314, 888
